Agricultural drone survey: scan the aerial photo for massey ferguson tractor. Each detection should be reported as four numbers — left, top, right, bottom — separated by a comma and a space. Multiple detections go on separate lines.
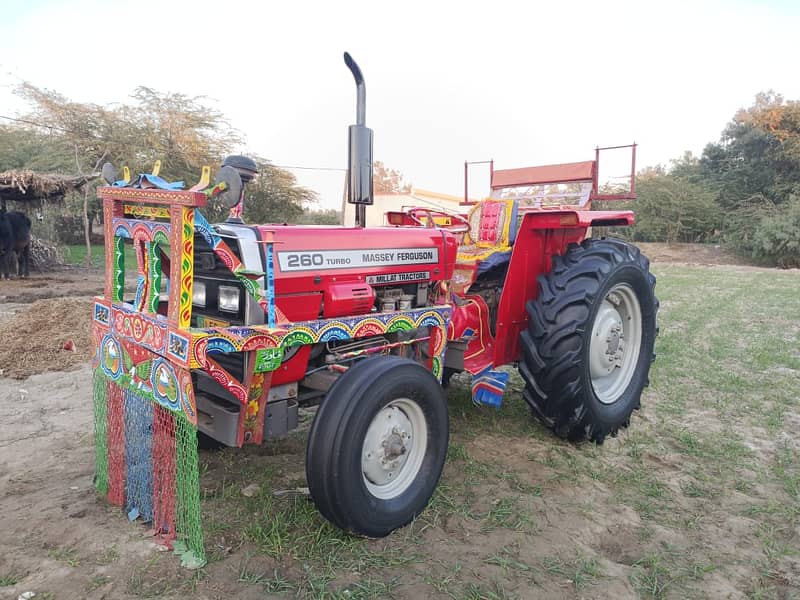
90, 53, 657, 565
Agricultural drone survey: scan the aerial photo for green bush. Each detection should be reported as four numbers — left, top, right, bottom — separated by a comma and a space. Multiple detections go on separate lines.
751, 197, 800, 267
595, 171, 722, 244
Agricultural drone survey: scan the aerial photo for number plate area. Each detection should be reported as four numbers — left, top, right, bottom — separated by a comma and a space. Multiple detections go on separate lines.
278, 248, 439, 272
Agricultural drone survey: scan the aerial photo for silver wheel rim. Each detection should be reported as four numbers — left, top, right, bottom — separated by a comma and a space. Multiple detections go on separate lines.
588, 283, 643, 404
362, 398, 427, 500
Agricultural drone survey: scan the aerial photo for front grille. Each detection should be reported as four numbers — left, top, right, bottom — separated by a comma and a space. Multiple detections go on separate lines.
192, 231, 246, 324
190, 228, 248, 405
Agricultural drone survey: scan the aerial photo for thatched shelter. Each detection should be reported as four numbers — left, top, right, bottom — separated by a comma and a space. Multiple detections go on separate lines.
0, 169, 95, 205
0, 170, 100, 269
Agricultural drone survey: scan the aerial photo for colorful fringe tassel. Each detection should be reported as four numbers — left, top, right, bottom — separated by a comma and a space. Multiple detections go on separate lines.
93, 370, 205, 568
471, 367, 509, 408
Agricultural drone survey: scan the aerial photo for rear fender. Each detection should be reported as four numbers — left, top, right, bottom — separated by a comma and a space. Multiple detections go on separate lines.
519, 209, 634, 230
491, 210, 633, 366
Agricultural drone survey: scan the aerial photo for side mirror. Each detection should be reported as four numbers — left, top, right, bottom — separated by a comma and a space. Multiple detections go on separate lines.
214, 166, 243, 209
220, 155, 258, 223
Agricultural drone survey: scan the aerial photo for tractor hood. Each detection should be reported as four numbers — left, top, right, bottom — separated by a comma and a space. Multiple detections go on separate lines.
256, 225, 458, 294
213, 224, 459, 323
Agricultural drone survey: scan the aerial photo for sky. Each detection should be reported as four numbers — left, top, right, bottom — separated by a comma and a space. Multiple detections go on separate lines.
1, 0, 799, 210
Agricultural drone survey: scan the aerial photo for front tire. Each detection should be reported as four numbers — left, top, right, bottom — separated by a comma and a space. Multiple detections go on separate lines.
306, 355, 449, 537
518, 238, 658, 443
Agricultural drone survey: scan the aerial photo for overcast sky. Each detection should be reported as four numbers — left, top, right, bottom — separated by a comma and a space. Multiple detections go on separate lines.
1, 0, 799, 210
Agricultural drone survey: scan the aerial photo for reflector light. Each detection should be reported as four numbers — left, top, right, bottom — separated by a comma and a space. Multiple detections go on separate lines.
559, 214, 578, 226
192, 281, 206, 307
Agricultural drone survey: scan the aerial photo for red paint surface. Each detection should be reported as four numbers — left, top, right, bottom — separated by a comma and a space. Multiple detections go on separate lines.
271, 345, 312, 386
106, 382, 126, 506
448, 295, 495, 373
492, 161, 596, 187
258, 226, 458, 323
152, 405, 176, 540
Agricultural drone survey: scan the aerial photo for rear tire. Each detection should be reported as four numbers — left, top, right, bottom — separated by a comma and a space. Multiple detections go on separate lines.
306, 355, 449, 536
518, 238, 658, 443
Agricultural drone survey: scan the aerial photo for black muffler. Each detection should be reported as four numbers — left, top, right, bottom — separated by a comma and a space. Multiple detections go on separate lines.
344, 52, 374, 227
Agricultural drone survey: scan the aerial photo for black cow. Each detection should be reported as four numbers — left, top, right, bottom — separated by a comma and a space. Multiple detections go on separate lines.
0, 211, 12, 279
0, 210, 32, 278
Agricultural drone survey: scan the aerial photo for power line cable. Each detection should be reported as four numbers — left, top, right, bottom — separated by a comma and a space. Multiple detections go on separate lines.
273, 164, 346, 172
0, 113, 77, 135
1, 114, 349, 173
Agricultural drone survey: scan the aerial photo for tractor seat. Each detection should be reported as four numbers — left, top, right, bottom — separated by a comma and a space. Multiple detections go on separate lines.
456, 199, 517, 274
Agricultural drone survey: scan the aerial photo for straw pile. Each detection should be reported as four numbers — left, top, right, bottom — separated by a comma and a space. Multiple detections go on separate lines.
0, 298, 92, 379
0, 169, 90, 203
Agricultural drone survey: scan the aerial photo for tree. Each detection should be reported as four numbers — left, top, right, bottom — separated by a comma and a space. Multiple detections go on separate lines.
295, 209, 342, 225
596, 161, 721, 244
127, 87, 242, 184
0, 125, 74, 173
751, 196, 800, 267
3, 82, 322, 252
668, 151, 703, 184
701, 91, 800, 207
236, 159, 318, 224
373, 160, 411, 193
699, 91, 800, 260
12, 83, 242, 262
600, 91, 800, 264
15, 82, 242, 183
631, 171, 721, 243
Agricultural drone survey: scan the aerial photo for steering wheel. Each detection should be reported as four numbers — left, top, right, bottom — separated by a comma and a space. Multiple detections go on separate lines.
407, 208, 470, 234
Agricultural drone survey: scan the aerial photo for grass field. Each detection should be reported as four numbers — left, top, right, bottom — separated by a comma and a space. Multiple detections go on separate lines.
13, 262, 798, 599
63, 243, 136, 268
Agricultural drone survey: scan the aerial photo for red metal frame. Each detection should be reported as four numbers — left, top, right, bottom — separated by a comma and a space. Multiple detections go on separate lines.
463, 159, 493, 206
491, 161, 596, 189
466, 144, 638, 206
591, 143, 637, 201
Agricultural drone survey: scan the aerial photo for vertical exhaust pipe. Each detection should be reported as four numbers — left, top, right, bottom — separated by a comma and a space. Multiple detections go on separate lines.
344, 52, 374, 227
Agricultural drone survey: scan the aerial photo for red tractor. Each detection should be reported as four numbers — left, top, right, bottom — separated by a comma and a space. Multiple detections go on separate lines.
91, 53, 656, 560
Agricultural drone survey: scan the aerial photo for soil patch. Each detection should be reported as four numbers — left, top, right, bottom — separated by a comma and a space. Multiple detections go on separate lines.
636, 242, 758, 266
0, 298, 93, 379
0, 268, 106, 304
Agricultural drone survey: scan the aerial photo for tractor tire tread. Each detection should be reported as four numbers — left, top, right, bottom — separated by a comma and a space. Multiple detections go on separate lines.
518, 238, 658, 443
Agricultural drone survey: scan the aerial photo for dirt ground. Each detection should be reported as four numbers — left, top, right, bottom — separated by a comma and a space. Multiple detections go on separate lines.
0, 247, 797, 600
633, 242, 759, 267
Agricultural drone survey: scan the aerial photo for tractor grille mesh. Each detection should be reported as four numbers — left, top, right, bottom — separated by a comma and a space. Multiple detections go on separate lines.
93, 370, 109, 495
93, 370, 205, 567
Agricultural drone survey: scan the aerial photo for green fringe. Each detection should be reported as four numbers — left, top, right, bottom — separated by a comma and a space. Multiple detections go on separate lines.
93, 369, 109, 494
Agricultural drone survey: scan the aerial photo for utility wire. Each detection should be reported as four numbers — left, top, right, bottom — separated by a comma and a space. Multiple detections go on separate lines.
1, 113, 349, 174
273, 164, 346, 172
0, 113, 78, 135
